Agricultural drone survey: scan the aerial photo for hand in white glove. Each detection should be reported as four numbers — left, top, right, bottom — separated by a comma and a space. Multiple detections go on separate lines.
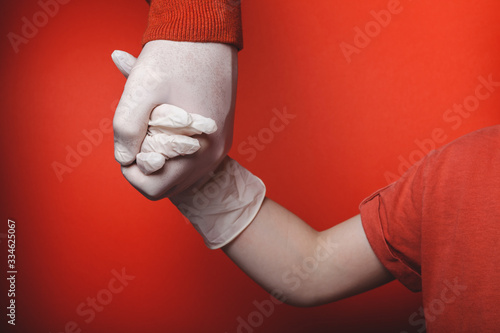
113, 47, 265, 250
136, 104, 217, 175
170, 156, 266, 249
111, 40, 237, 199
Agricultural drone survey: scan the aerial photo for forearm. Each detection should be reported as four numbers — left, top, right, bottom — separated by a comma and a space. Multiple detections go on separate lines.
168, 157, 392, 305
223, 198, 330, 306
222, 198, 393, 307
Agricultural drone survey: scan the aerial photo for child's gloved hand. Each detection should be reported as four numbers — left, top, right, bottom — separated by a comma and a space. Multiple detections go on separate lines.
170, 156, 266, 249
136, 104, 217, 175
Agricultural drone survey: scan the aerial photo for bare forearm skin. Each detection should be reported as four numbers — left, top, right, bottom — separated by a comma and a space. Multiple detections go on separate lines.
223, 198, 394, 307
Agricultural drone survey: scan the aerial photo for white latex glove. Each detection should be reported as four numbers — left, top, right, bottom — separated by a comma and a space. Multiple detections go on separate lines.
112, 40, 237, 199
170, 156, 266, 249
113, 47, 265, 249
137, 104, 217, 175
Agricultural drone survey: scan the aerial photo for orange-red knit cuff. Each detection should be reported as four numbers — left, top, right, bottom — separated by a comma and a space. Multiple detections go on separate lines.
142, 0, 243, 50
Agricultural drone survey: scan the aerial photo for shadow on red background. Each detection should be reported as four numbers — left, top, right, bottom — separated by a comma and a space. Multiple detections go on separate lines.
1, 0, 499, 332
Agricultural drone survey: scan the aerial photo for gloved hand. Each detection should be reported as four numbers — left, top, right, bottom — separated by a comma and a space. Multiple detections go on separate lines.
136, 103, 217, 175
113, 44, 265, 249
170, 156, 266, 249
129, 105, 266, 249
116, 102, 266, 249
111, 40, 237, 199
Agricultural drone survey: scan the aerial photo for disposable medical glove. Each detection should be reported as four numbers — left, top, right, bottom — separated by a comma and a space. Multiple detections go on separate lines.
136, 104, 217, 174
113, 45, 265, 248
111, 40, 237, 199
170, 156, 266, 249
131, 106, 266, 249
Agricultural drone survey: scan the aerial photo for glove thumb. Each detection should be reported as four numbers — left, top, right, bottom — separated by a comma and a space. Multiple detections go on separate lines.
111, 50, 137, 78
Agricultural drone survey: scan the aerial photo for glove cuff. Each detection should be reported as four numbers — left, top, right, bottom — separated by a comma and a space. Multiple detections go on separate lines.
171, 157, 266, 249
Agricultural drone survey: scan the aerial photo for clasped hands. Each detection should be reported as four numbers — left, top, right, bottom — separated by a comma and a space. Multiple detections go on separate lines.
112, 40, 238, 199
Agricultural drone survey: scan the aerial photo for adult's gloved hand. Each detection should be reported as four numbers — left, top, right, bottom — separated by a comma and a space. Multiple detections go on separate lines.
111, 40, 238, 199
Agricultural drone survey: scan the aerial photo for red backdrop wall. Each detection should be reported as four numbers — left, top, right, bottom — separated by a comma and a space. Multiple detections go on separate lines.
1, 1, 499, 332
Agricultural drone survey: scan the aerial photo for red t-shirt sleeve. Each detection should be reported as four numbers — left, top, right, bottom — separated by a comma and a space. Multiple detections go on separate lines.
360, 125, 500, 332
142, 0, 243, 50
359, 157, 426, 292
359, 126, 500, 330
359, 125, 500, 297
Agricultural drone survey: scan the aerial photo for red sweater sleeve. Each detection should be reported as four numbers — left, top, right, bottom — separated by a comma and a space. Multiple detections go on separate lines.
142, 0, 243, 50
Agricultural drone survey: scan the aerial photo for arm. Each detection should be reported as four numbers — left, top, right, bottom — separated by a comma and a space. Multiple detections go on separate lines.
115, 2, 393, 305
165, 156, 394, 307
223, 198, 394, 307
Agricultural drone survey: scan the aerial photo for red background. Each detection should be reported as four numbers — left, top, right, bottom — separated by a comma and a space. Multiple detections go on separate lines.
1, 0, 499, 332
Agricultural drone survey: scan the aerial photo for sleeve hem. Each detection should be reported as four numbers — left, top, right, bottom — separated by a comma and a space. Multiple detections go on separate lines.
360, 190, 422, 292
143, 0, 243, 50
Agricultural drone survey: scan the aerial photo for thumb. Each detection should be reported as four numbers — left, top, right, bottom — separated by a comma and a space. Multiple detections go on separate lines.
111, 50, 137, 78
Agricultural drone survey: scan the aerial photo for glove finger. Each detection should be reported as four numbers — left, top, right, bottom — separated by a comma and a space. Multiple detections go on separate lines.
136, 152, 165, 175
141, 134, 201, 158
111, 50, 137, 78
190, 113, 217, 134
149, 104, 218, 136
149, 104, 193, 129
112, 49, 143, 165
113, 58, 160, 165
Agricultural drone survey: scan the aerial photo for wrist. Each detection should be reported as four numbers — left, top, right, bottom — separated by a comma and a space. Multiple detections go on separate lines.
171, 156, 266, 249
